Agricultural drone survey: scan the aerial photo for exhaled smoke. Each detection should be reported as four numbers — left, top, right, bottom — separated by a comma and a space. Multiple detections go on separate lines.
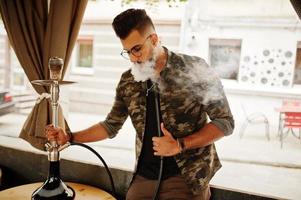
159, 57, 223, 105
131, 44, 161, 82
182, 60, 223, 105
130, 44, 223, 105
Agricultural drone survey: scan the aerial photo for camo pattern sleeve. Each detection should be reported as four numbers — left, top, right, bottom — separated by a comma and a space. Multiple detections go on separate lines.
203, 89, 235, 136
99, 72, 129, 138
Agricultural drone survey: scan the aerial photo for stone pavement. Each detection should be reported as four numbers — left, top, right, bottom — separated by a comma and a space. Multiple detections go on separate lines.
0, 112, 301, 199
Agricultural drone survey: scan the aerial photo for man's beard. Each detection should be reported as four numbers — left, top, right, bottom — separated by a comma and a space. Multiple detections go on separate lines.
131, 45, 160, 82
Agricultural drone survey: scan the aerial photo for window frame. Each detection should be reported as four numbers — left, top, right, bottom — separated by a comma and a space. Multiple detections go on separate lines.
10, 48, 26, 90
293, 41, 301, 85
71, 36, 94, 75
208, 38, 242, 80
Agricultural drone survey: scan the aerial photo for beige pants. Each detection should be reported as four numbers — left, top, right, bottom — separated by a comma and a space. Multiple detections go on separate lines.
126, 175, 211, 200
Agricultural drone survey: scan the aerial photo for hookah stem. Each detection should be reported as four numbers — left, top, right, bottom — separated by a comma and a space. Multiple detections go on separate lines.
51, 81, 60, 147
49, 81, 60, 163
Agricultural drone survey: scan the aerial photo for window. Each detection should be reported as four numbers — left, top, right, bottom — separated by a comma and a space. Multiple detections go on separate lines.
294, 41, 301, 84
11, 49, 26, 89
12, 70, 25, 87
209, 39, 242, 80
0, 35, 6, 89
72, 37, 93, 74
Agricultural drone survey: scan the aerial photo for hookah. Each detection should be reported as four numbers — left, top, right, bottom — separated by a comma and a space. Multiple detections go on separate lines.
30, 57, 117, 200
31, 57, 75, 199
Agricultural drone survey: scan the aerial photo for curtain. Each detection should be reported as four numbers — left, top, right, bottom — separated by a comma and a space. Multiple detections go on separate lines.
0, 0, 88, 150
290, 0, 301, 19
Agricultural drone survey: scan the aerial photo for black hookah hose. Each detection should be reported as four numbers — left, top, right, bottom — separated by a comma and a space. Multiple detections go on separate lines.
69, 142, 117, 199
152, 87, 164, 200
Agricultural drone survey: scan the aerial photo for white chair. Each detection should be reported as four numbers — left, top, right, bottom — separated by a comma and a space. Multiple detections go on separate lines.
239, 105, 270, 140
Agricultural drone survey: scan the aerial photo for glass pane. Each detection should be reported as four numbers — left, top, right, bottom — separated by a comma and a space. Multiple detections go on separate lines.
0, 69, 4, 89
209, 39, 241, 80
294, 47, 301, 84
0, 35, 6, 89
77, 41, 93, 68
13, 71, 24, 86
10, 48, 22, 69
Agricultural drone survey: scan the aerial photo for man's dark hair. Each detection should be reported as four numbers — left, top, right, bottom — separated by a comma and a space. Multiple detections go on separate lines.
112, 9, 155, 39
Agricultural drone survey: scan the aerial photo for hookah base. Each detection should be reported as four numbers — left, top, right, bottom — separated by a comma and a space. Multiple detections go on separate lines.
31, 180, 75, 200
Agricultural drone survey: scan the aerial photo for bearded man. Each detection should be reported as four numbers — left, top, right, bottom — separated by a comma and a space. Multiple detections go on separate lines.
46, 8, 234, 200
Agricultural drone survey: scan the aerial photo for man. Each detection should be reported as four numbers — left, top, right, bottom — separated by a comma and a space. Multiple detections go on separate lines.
46, 8, 234, 200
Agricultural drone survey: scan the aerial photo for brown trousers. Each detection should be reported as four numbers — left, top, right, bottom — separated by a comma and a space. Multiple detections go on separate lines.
126, 175, 211, 200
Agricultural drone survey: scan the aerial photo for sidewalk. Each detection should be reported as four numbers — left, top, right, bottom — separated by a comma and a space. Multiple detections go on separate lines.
0, 112, 301, 199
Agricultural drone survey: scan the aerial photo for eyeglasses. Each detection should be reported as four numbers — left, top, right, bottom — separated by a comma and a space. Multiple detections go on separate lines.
120, 35, 152, 60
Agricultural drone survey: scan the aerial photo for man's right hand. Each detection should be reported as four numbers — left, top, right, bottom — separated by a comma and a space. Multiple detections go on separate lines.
45, 124, 70, 145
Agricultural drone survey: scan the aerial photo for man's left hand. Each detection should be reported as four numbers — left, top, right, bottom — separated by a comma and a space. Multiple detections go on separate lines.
152, 123, 181, 156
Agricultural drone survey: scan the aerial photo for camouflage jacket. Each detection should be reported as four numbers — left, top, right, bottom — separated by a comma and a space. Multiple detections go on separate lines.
100, 48, 234, 194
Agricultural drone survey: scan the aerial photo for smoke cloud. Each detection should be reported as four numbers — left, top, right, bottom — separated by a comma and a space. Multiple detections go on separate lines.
130, 44, 161, 82
130, 46, 223, 105
158, 57, 223, 105
177, 60, 223, 105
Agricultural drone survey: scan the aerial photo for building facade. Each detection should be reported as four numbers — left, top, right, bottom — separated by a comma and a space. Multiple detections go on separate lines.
0, 0, 300, 133
179, 0, 301, 133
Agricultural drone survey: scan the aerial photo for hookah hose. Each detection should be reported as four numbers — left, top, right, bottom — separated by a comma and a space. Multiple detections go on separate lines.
152, 87, 164, 200
69, 142, 117, 199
